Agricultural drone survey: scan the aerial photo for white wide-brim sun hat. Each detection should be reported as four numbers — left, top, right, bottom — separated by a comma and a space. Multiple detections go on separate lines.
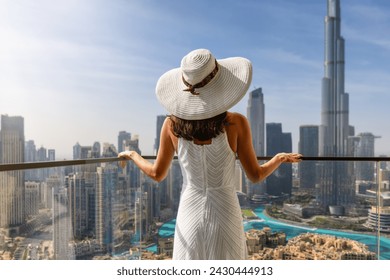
156, 49, 252, 120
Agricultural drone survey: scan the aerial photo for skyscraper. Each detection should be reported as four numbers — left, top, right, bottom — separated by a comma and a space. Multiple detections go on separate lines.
24, 182, 39, 217
155, 115, 166, 155
318, 0, 355, 213
247, 88, 265, 158
96, 164, 118, 253
66, 173, 88, 239
25, 140, 38, 181
118, 131, 131, 154
319, 0, 349, 157
247, 88, 265, 195
53, 185, 73, 260
351, 133, 380, 182
266, 123, 292, 196
123, 136, 142, 190
92, 142, 101, 158
0, 115, 25, 236
37, 146, 48, 181
46, 174, 62, 209
299, 125, 319, 189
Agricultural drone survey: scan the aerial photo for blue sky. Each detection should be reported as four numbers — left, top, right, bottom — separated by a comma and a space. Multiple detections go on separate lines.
0, 0, 389, 159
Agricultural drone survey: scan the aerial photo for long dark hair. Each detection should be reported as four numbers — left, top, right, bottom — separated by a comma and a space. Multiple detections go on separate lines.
170, 112, 228, 141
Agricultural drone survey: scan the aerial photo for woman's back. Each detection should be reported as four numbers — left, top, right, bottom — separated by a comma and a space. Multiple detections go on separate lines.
177, 132, 237, 191
173, 131, 247, 260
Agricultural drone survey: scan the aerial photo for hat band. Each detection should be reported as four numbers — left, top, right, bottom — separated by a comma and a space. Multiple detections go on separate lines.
182, 60, 219, 95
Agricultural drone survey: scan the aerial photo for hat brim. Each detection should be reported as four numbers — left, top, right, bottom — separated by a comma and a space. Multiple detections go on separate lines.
156, 57, 252, 120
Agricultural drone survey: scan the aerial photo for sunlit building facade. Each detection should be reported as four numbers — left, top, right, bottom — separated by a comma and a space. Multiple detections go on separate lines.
0, 115, 25, 236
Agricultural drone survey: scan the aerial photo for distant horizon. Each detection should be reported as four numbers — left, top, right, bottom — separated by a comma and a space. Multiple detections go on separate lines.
1, 0, 389, 159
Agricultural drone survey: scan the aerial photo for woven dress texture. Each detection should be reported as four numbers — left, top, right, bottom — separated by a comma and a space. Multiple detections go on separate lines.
173, 132, 247, 260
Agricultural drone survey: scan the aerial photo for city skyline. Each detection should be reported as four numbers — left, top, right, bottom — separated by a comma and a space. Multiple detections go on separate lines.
1, 0, 389, 159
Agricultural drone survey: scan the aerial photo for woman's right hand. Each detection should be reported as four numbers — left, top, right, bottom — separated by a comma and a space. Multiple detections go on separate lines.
276, 153, 303, 163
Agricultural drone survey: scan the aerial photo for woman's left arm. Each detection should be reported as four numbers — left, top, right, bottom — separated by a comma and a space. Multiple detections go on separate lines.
118, 117, 175, 182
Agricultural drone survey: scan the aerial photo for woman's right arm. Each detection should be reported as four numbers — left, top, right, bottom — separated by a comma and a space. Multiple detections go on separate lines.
234, 113, 301, 183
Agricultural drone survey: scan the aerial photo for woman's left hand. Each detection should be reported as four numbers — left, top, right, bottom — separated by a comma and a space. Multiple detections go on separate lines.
118, 151, 133, 168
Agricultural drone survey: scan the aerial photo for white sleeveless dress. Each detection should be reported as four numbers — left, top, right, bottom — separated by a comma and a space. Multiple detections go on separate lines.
172, 132, 247, 260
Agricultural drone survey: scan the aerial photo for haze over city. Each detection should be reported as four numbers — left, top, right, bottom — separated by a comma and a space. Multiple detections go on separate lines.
1, 0, 389, 159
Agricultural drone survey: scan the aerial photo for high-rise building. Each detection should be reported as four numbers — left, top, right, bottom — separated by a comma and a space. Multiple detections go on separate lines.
25, 140, 37, 162
299, 125, 319, 189
73, 142, 81, 160
319, 0, 349, 157
92, 142, 101, 158
0, 115, 25, 236
24, 181, 39, 217
53, 185, 74, 260
66, 172, 95, 239
47, 148, 57, 177
37, 146, 47, 161
124, 136, 142, 190
118, 131, 131, 154
247, 88, 265, 159
247, 88, 265, 196
350, 133, 380, 182
37, 146, 49, 181
73, 143, 95, 159
46, 174, 62, 209
318, 0, 355, 213
48, 149, 55, 161
102, 143, 117, 157
25, 140, 38, 181
155, 115, 166, 155
95, 164, 118, 253
139, 177, 159, 241
266, 123, 292, 196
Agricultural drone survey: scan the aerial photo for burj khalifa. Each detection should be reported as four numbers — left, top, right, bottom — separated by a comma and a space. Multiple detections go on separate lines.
318, 0, 355, 213
319, 0, 349, 157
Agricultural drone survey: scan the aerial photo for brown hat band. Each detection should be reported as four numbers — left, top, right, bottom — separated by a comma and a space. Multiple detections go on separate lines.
182, 60, 219, 95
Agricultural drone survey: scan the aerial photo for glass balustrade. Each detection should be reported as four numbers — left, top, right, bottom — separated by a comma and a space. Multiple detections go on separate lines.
0, 157, 389, 260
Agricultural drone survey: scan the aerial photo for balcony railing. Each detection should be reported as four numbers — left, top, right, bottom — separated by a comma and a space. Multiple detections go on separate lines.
0, 156, 389, 260
1, 156, 389, 172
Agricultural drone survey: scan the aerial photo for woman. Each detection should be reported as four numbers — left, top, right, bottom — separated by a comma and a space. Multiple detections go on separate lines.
119, 49, 302, 259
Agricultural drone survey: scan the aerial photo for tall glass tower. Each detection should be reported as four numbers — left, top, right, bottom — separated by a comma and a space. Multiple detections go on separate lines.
299, 125, 319, 189
118, 131, 131, 154
320, 0, 349, 157
247, 88, 265, 158
352, 133, 381, 182
266, 123, 292, 196
318, 0, 355, 213
247, 88, 265, 196
0, 115, 25, 236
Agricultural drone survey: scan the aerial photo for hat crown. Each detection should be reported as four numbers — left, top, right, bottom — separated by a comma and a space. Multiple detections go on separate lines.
181, 49, 216, 85
156, 48, 252, 120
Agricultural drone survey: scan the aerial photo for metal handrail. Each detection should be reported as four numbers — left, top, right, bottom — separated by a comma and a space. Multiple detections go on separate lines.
0, 156, 388, 172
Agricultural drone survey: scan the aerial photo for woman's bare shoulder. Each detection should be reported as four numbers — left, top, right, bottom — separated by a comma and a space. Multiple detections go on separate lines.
226, 112, 249, 126
162, 116, 178, 150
